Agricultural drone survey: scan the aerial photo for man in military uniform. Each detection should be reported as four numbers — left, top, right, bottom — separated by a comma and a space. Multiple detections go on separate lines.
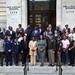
4, 35, 13, 66
56, 36, 62, 66
48, 34, 56, 66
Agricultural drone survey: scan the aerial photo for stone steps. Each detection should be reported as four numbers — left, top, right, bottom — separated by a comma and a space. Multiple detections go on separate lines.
0, 63, 75, 75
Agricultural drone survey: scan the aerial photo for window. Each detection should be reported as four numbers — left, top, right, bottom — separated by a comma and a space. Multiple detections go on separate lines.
34, 2, 49, 10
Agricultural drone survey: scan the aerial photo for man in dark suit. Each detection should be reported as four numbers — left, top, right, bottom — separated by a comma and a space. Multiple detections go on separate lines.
16, 24, 24, 35
1, 28, 6, 39
25, 25, 32, 42
38, 24, 44, 35
5, 26, 16, 40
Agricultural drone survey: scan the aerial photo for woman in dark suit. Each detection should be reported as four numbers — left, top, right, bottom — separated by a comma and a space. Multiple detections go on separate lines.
20, 34, 29, 66
69, 36, 75, 66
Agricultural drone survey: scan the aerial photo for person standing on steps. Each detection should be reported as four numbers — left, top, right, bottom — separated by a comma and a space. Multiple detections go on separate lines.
4, 34, 13, 66
61, 35, 70, 66
29, 36, 38, 66
0, 35, 4, 66
20, 34, 29, 66
38, 35, 47, 66
48, 34, 56, 66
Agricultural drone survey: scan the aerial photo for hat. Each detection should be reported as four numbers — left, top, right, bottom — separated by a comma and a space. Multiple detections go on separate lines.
7, 34, 11, 36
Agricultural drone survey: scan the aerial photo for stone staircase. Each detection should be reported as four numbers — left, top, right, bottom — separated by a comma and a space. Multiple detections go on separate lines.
0, 63, 75, 75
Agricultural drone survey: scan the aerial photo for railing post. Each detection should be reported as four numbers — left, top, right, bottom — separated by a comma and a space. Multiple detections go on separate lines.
58, 54, 62, 75
56, 53, 63, 75
24, 53, 29, 75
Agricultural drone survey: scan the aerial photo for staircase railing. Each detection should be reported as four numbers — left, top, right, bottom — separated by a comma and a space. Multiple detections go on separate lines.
56, 53, 63, 75
24, 54, 29, 75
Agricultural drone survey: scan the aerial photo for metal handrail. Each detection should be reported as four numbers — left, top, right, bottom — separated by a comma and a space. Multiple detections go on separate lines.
24, 54, 29, 75
56, 53, 63, 75
58, 55, 62, 75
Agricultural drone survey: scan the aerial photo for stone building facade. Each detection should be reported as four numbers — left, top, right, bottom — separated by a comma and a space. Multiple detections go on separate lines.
0, 0, 75, 31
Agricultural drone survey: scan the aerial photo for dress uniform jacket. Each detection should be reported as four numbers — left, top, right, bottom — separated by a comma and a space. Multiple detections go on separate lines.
12, 41, 19, 65
4, 39, 13, 66
48, 39, 56, 51
4, 39, 13, 52
12, 41, 19, 53
56, 40, 62, 52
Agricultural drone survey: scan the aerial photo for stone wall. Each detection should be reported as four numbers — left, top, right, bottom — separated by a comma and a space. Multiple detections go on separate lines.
0, 0, 6, 29
57, 0, 75, 29
6, 0, 27, 31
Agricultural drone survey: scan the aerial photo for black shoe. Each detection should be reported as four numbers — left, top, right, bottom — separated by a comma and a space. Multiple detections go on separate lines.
10, 64, 12, 66
48, 64, 52, 66
22, 64, 24, 66
16, 64, 18, 66
51, 65, 54, 67
40, 64, 44, 67
72, 64, 74, 67
6, 65, 8, 66
1, 64, 3, 66
68, 64, 71, 66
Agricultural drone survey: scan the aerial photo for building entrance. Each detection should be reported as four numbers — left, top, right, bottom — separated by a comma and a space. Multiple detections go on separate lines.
28, 0, 56, 30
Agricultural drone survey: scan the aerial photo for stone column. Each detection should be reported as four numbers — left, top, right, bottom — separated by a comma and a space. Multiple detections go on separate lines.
21, 0, 27, 30
56, 0, 62, 26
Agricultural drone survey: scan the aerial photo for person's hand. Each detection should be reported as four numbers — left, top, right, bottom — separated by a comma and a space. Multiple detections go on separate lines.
40, 48, 43, 52
53, 51, 55, 53
63, 49, 66, 52
32, 49, 34, 52
69, 48, 71, 51
21, 51, 23, 53
8, 50, 11, 52
57, 52, 59, 54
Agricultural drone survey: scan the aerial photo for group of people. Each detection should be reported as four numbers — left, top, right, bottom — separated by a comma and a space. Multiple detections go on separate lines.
0, 24, 75, 67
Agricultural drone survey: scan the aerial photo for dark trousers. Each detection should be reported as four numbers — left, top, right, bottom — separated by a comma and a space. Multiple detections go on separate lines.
22, 51, 27, 65
36, 50, 40, 62
14, 52, 19, 65
62, 50, 68, 64
0, 52, 4, 66
46, 47, 49, 61
69, 50, 75, 65
5, 52, 12, 66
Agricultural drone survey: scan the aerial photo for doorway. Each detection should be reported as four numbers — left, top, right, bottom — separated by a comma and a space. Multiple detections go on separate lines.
28, 0, 56, 30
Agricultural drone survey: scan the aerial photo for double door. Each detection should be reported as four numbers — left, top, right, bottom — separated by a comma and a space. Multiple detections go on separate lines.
29, 13, 49, 30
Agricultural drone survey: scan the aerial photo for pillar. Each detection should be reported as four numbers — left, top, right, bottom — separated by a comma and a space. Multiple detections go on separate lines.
56, 0, 62, 26
21, 0, 27, 30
